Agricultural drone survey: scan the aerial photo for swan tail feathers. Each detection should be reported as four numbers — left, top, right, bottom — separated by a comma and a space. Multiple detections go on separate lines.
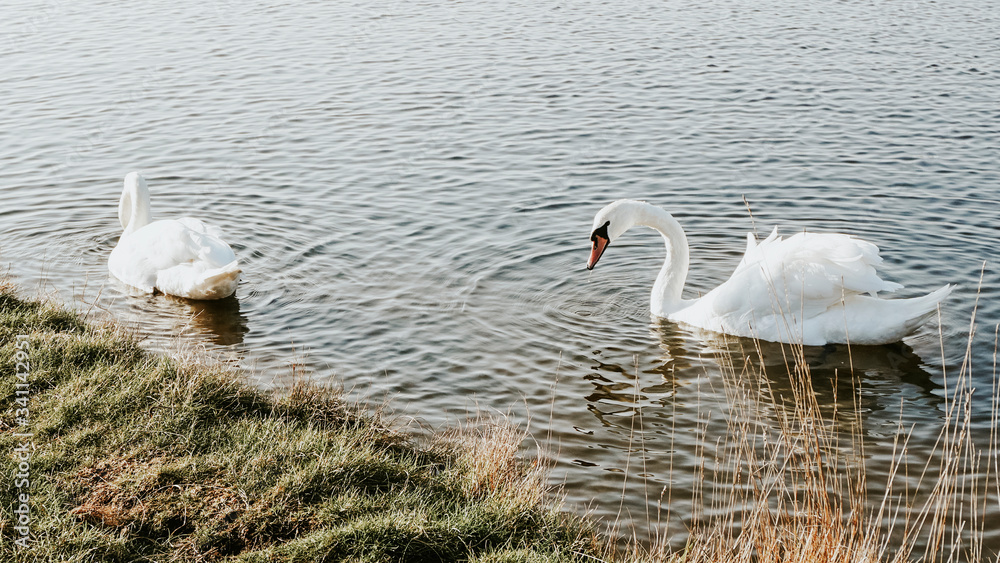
200, 260, 241, 283
919, 284, 954, 310
902, 284, 954, 333
191, 261, 241, 300
210, 259, 241, 275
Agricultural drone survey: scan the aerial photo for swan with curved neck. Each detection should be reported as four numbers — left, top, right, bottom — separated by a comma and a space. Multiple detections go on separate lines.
587, 199, 952, 346
109, 172, 241, 300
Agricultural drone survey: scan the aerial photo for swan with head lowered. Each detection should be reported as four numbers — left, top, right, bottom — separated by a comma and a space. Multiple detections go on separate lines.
108, 172, 241, 300
587, 199, 952, 346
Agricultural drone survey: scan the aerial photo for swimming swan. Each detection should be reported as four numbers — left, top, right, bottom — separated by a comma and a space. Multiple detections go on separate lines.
587, 199, 951, 345
109, 172, 241, 300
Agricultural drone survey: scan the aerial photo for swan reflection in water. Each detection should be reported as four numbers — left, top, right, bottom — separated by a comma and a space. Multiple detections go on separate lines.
579, 319, 951, 554
111, 280, 250, 347
164, 293, 249, 346
584, 319, 943, 440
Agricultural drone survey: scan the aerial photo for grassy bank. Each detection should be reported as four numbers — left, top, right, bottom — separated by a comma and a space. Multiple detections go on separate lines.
0, 283, 599, 562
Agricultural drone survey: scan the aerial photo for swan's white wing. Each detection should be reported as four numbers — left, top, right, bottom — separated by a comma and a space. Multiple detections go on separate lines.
673, 229, 903, 340
117, 219, 231, 271
174, 217, 237, 268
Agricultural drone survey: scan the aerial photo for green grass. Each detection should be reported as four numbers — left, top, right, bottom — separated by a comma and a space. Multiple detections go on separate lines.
0, 283, 599, 562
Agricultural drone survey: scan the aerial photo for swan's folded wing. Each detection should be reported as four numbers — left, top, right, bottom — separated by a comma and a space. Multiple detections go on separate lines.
176, 218, 238, 268
176, 217, 228, 240
109, 221, 196, 291
117, 219, 236, 273
692, 230, 903, 335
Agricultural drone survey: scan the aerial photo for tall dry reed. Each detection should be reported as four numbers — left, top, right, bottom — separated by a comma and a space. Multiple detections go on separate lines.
607, 307, 999, 563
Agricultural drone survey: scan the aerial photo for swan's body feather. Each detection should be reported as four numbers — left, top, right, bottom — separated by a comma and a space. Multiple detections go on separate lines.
588, 200, 951, 346
108, 173, 240, 300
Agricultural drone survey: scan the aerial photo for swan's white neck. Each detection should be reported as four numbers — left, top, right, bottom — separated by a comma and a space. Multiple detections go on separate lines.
119, 174, 152, 237
627, 204, 690, 316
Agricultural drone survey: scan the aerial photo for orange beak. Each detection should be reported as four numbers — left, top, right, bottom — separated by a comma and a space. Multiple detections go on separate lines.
587, 234, 609, 270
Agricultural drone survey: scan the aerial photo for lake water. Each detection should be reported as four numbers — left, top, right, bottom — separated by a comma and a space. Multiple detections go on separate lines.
2, 0, 999, 553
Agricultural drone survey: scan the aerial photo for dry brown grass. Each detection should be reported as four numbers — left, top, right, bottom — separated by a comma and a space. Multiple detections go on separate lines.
430, 412, 552, 506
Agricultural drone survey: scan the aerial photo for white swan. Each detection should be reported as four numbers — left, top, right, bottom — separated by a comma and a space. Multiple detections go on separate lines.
108, 172, 241, 300
587, 199, 952, 345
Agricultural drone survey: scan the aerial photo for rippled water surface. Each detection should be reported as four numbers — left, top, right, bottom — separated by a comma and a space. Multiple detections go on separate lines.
3, 0, 1000, 552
